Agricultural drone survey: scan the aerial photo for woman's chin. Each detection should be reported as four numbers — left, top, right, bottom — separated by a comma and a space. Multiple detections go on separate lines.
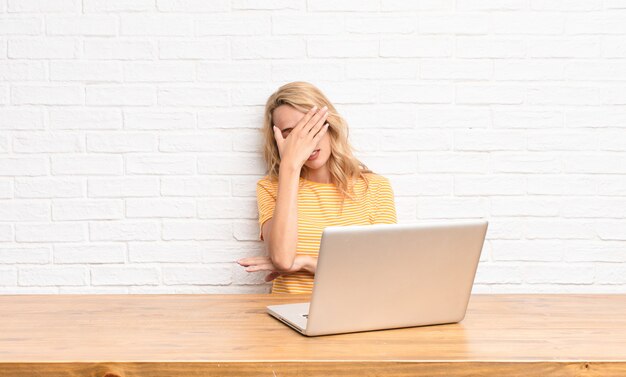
305, 158, 326, 169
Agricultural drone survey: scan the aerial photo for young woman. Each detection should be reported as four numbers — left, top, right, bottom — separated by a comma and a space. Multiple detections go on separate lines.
237, 81, 397, 294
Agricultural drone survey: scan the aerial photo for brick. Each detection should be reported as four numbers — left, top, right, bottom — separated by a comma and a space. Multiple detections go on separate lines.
91, 266, 159, 285
19, 266, 87, 286
54, 243, 126, 264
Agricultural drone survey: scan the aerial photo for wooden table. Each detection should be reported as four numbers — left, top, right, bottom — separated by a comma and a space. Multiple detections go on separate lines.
0, 294, 625, 376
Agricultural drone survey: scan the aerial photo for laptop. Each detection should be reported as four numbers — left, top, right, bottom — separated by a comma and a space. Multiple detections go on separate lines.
267, 219, 489, 336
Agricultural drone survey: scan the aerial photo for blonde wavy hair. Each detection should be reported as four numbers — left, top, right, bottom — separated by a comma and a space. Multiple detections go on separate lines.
261, 81, 374, 205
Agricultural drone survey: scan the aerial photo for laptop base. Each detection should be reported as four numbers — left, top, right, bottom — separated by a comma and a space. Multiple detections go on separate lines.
267, 302, 310, 335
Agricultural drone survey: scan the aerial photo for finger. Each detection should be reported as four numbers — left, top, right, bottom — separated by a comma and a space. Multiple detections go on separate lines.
308, 110, 329, 137
312, 122, 330, 142
245, 263, 275, 272
242, 256, 270, 262
272, 126, 284, 156
306, 107, 329, 136
265, 272, 280, 282
273, 125, 283, 142
292, 105, 319, 133
302, 107, 328, 135
265, 272, 281, 282
237, 257, 252, 265
295, 105, 325, 135
237, 256, 271, 266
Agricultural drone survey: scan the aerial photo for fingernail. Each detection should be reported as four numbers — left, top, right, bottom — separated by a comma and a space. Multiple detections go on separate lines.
312, 105, 317, 111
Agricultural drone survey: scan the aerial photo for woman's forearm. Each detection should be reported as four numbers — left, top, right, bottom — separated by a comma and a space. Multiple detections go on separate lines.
268, 164, 300, 271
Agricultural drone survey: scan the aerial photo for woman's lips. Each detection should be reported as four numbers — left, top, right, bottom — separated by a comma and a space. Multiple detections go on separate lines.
308, 149, 320, 160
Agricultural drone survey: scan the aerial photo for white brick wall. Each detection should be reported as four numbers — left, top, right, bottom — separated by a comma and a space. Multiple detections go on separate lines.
0, 0, 625, 294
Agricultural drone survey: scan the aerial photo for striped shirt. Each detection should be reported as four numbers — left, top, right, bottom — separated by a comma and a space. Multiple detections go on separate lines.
256, 173, 397, 294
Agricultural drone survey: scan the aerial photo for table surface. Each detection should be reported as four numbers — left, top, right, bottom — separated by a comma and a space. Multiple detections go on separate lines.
1, 293, 625, 376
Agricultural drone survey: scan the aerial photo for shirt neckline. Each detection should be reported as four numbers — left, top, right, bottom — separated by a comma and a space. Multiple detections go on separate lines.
299, 176, 335, 186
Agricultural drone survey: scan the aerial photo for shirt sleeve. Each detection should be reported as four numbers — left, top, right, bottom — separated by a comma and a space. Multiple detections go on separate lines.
373, 177, 397, 224
256, 177, 277, 241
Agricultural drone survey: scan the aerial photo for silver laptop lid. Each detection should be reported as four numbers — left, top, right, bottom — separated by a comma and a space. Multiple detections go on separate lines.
305, 219, 488, 336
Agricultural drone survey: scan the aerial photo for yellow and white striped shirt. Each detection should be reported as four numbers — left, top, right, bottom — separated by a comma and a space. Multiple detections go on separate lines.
256, 173, 397, 294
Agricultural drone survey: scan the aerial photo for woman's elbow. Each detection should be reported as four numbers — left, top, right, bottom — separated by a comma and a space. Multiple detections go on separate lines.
270, 254, 294, 272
